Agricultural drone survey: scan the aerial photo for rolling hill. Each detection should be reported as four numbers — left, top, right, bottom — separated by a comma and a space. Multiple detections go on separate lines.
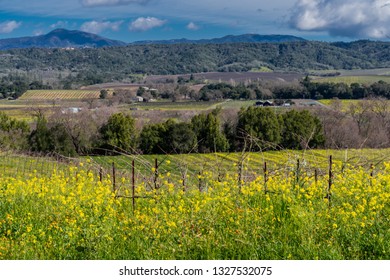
0, 29, 127, 50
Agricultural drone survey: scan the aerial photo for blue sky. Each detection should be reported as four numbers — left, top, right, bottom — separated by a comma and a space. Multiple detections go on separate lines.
0, 0, 390, 42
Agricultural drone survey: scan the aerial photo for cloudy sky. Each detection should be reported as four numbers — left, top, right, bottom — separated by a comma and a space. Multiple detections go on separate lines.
1, 0, 390, 42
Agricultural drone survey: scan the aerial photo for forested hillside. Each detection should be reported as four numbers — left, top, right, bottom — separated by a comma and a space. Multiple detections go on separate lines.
1, 41, 390, 77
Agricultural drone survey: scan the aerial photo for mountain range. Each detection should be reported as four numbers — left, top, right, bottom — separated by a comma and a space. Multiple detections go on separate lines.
0, 29, 306, 50
131, 34, 306, 45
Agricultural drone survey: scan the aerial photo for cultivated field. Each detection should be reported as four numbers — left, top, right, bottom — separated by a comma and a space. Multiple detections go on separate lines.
0, 149, 389, 260
318, 99, 361, 108
89, 148, 390, 184
313, 75, 390, 84
317, 99, 390, 112
311, 68, 390, 77
311, 68, 390, 84
19, 89, 104, 100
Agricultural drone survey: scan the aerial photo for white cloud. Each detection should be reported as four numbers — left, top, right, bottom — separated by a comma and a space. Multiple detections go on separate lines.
50, 21, 69, 29
186, 22, 199, 31
129, 17, 166, 32
33, 30, 45, 36
0, 1, 291, 36
290, 0, 390, 39
80, 20, 123, 34
81, 0, 149, 7
0, 20, 22, 34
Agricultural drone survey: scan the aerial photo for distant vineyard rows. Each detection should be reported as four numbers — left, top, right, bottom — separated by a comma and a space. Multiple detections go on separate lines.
19, 90, 101, 100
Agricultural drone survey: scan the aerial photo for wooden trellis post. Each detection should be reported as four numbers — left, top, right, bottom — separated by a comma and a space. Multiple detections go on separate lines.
238, 160, 243, 190
112, 162, 116, 195
263, 161, 268, 194
296, 158, 300, 186
132, 160, 135, 212
154, 158, 159, 190
327, 155, 333, 205
99, 166, 103, 182
198, 171, 203, 192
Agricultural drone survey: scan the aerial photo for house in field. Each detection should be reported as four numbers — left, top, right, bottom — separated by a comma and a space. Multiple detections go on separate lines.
131, 96, 144, 103
263, 100, 274, 107
61, 107, 81, 114
254, 100, 274, 107
255, 101, 264, 106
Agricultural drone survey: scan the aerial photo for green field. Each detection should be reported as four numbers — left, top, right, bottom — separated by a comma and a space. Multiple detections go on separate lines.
318, 99, 390, 112
318, 99, 361, 107
88, 148, 390, 184
249, 66, 273, 73
313, 75, 390, 85
0, 99, 54, 121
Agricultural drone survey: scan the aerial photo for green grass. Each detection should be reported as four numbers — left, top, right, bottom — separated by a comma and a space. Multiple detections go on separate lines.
318, 99, 390, 112
309, 68, 390, 76
0, 153, 80, 178
249, 66, 273, 72
87, 148, 390, 186
318, 99, 362, 107
313, 75, 390, 85
3, 148, 388, 188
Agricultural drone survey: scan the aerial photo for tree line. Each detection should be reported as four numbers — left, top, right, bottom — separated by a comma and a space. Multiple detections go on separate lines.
298, 77, 390, 100
217, 79, 390, 101
0, 74, 52, 99
173, 79, 390, 102
0, 107, 325, 156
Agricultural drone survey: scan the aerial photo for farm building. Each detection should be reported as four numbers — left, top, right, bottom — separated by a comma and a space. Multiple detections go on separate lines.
61, 107, 82, 114
254, 100, 274, 107
131, 96, 144, 102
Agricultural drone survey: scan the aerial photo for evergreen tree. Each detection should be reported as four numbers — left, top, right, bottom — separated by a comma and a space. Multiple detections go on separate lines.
49, 123, 77, 157
281, 110, 325, 149
165, 122, 197, 154
0, 112, 29, 151
139, 119, 197, 154
139, 122, 167, 154
99, 113, 137, 152
99, 89, 108, 99
236, 107, 282, 150
29, 112, 53, 153
191, 108, 229, 153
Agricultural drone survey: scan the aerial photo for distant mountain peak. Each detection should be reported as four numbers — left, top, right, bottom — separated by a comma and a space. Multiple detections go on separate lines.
48, 28, 68, 33
0, 29, 127, 50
